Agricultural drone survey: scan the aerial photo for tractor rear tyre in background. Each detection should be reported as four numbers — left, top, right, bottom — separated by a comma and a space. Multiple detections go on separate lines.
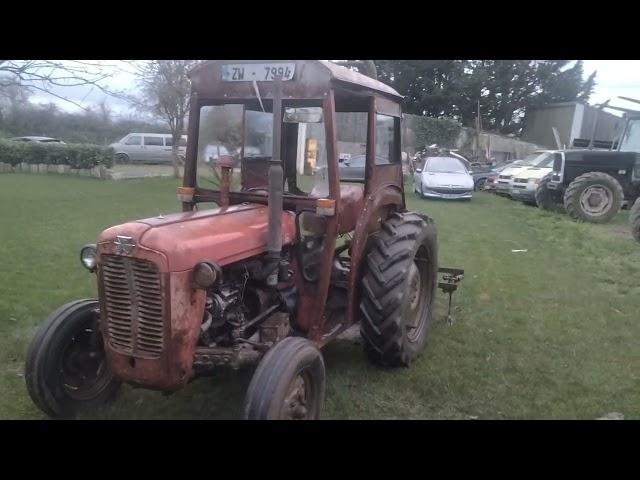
630, 198, 640, 242
243, 337, 325, 420
359, 211, 438, 367
563, 172, 623, 223
25, 299, 121, 418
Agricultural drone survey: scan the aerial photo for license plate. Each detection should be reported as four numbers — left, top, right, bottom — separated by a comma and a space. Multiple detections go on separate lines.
442, 194, 456, 198
221, 63, 296, 82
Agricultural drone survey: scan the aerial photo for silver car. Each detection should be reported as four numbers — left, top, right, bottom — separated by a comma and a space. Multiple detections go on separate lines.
414, 155, 475, 200
110, 133, 187, 164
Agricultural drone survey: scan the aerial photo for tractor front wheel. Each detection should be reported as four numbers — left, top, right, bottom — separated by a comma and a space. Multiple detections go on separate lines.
359, 211, 438, 367
25, 299, 121, 418
243, 337, 325, 420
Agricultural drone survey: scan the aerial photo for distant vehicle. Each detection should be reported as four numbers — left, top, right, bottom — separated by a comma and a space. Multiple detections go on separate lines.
338, 154, 366, 182
10, 136, 66, 144
110, 133, 187, 164
336, 154, 394, 182
509, 151, 556, 204
535, 112, 640, 223
414, 155, 474, 200
445, 151, 495, 190
484, 163, 512, 192
495, 152, 553, 196
203, 144, 231, 163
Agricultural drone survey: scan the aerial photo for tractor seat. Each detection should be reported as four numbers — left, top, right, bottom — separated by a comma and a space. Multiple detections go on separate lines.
310, 184, 364, 234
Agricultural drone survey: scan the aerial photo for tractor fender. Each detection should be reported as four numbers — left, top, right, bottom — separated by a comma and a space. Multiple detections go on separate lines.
346, 183, 404, 325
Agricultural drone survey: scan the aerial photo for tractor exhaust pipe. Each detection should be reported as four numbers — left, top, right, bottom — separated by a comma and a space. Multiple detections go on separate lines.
265, 77, 284, 286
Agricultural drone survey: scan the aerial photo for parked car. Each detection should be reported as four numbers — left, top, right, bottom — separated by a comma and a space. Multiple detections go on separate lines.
203, 144, 231, 163
484, 163, 512, 192
338, 154, 367, 181
447, 151, 497, 191
509, 151, 556, 204
110, 133, 187, 164
414, 155, 475, 200
494, 152, 553, 196
10, 136, 66, 144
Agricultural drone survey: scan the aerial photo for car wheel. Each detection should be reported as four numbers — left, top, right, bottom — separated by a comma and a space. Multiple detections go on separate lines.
115, 153, 129, 164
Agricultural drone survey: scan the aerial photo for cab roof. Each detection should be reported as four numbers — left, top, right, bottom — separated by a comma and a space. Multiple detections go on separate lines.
188, 60, 402, 103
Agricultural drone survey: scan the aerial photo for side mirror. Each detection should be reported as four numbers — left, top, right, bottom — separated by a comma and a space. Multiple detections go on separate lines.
415, 168, 422, 173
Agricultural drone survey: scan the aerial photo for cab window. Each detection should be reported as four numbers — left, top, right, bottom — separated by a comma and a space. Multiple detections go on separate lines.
375, 114, 399, 165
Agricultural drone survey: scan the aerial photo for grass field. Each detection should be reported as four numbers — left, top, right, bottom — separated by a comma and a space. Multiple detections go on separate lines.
1, 174, 639, 420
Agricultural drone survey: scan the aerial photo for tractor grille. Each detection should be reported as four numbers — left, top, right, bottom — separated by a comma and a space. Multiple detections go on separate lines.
100, 254, 164, 358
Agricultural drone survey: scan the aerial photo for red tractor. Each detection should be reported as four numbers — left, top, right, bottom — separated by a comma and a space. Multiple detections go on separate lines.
26, 61, 445, 419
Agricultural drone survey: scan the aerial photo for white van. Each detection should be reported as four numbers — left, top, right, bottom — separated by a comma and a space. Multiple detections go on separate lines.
110, 133, 187, 164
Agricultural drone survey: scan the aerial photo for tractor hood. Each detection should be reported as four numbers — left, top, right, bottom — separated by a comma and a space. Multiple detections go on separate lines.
514, 166, 552, 180
97, 203, 297, 272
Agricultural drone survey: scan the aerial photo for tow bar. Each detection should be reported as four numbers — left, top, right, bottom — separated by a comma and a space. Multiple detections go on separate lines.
438, 267, 465, 325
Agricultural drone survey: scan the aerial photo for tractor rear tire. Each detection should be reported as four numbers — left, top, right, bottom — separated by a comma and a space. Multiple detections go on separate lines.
359, 211, 438, 367
243, 337, 325, 420
25, 299, 121, 418
630, 198, 640, 242
563, 172, 623, 223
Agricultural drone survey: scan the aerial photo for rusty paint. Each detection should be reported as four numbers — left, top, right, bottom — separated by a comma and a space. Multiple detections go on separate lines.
100, 268, 205, 391
98, 204, 296, 272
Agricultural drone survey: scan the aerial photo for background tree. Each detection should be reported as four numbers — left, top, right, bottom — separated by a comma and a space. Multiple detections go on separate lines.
132, 60, 200, 178
368, 60, 597, 135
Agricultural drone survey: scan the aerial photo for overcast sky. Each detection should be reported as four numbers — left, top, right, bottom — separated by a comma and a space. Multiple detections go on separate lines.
27, 60, 640, 119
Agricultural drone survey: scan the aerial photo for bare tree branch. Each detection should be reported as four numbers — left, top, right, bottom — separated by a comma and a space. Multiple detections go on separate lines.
0, 60, 135, 111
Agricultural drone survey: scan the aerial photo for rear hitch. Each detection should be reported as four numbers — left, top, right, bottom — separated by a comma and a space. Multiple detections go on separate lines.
438, 267, 465, 325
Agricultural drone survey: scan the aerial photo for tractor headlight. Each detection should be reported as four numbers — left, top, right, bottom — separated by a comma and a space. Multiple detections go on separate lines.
80, 244, 97, 272
193, 262, 221, 289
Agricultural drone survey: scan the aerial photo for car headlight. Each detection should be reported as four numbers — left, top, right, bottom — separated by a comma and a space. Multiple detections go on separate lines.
80, 244, 97, 272
193, 261, 222, 289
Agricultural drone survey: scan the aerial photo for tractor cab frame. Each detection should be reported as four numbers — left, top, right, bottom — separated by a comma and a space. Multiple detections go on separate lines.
179, 60, 407, 343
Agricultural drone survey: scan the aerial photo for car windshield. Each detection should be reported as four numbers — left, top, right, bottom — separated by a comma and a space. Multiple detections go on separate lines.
424, 156, 467, 173
519, 152, 552, 167
531, 152, 554, 167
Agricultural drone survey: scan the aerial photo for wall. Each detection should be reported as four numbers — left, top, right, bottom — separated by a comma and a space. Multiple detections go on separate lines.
297, 111, 541, 172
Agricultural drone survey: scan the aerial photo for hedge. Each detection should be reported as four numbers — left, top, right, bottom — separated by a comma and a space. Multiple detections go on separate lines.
0, 139, 114, 169
413, 116, 462, 150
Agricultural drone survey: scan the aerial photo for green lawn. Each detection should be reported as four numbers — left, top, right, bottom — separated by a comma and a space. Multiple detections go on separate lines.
1, 174, 639, 419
